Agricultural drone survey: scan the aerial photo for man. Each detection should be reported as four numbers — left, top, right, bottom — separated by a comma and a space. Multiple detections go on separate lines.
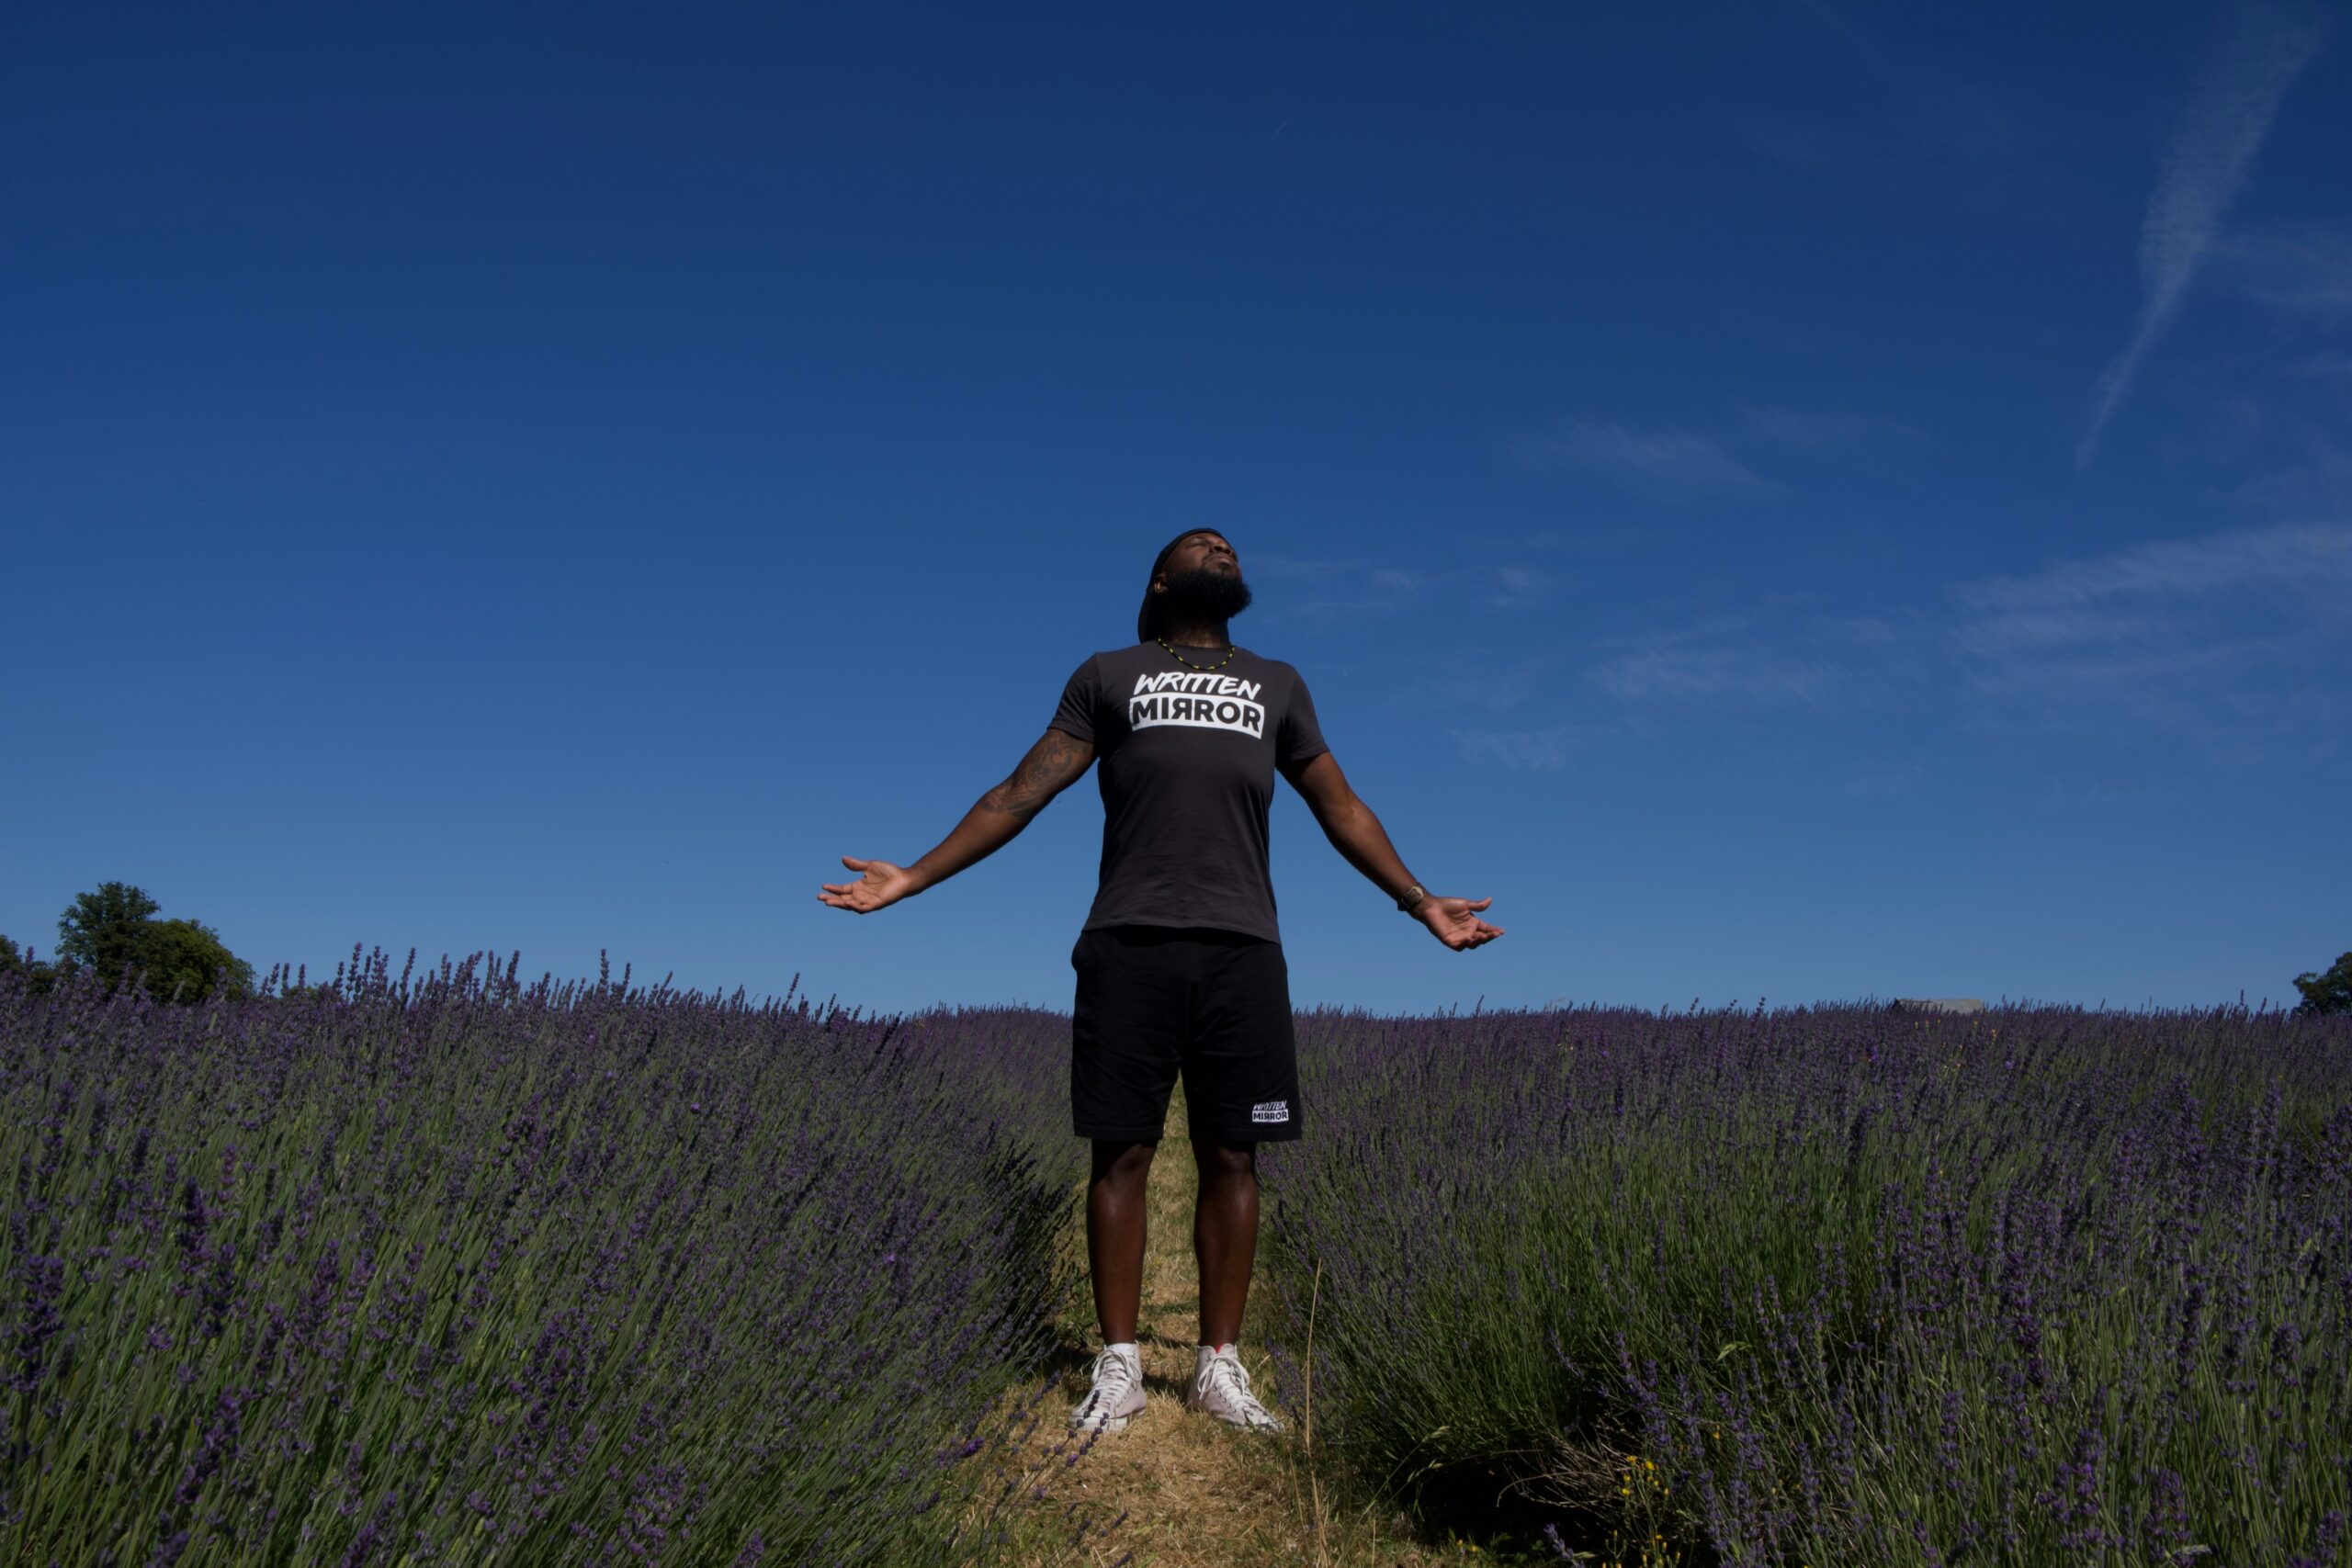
819, 529, 1502, 1435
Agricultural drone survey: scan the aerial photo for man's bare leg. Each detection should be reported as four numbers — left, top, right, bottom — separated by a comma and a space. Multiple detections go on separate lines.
1193, 1138, 1258, 1348
1087, 1138, 1158, 1345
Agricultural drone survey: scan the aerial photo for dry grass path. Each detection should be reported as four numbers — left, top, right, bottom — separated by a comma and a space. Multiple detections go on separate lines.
994, 1092, 1503, 1568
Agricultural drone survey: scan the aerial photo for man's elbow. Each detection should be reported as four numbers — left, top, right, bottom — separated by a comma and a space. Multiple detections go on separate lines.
1315, 793, 1370, 838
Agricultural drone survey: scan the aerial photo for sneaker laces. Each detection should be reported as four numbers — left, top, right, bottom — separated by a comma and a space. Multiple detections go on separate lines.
1197, 1352, 1279, 1427
1073, 1348, 1140, 1421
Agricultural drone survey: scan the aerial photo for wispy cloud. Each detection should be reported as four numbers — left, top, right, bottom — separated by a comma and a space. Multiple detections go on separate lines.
1791, 2, 2023, 161
1518, 408, 1914, 503
1521, 525, 1653, 555
1248, 553, 1349, 582
1296, 568, 1421, 618
1523, 422, 1784, 502
1950, 521, 2352, 720
1252, 553, 1555, 620
2223, 223, 2352, 317
2290, 354, 2352, 384
1741, 405, 1923, 451
2234, 441, 2352, 514
1736, 116, 1855, 175
1451, 728, 1583, 773
1488, 565, 1553, 608
1587, 622, 1868, 708
1584, 521, 2352, 751
2078, 3, 2326, 468
1739, 5, 2022, 186
1402, 654, 1567, 716
1842, 760, 1926, 797
1250, 553, 1426, 618
1950, 519, 2352, 627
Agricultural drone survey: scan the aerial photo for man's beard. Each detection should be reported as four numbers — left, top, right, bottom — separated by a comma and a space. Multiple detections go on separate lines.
1158, 565, 1253, 628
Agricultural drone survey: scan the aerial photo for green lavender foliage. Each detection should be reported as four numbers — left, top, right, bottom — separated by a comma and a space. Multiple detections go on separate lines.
1, 952, 1080, 1566
1260, 1003, 2352, 1566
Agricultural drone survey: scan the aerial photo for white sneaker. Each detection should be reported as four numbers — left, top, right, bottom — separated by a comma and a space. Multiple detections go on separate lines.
1187, 1343, 1283, 1432
1068, 1345, 1147, 1433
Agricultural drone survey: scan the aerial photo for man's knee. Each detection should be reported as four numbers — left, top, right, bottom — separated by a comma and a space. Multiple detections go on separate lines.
1193, 1139, 1258, 1184
1091, 1138, 1159, 1185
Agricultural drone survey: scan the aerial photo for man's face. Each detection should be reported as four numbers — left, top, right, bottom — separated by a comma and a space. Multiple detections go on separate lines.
1158, 531, 1238, 588
1151, 529, 1253, 630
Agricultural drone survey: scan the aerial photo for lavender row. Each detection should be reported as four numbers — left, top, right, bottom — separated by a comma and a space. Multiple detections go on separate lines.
0, 952, 1080, 1565
1258, 1003, 2352, 1565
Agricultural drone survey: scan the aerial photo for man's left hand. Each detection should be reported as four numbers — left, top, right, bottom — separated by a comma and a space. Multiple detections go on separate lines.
1414, 896, 1503, 951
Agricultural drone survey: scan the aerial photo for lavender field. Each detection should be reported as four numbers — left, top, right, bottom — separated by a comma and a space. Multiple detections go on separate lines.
1258, 1004, 2352, 1565
0, 954, 1080, 1565
10, 966, 2351, 1567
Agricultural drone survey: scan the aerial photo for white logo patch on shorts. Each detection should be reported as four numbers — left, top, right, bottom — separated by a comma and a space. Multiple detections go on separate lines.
1250, 1100, 1290, 1124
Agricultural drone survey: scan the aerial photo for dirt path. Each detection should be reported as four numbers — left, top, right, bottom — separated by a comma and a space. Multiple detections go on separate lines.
993, 1093, 1493, 1568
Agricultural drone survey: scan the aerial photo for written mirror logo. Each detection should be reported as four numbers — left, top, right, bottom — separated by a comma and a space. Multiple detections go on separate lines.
1128, 671, 1266, 738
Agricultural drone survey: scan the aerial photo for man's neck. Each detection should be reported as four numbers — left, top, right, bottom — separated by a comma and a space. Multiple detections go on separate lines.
1160, 619, 1230, 649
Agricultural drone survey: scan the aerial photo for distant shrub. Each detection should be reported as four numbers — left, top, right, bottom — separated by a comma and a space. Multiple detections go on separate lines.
0, 933, 65, 995
0, 953, 1079, 1564
51, 880, 254, 1003
2295, 951, 2352, 1015
133, 916, 255, 1003
1261, 1003, 2352, 1565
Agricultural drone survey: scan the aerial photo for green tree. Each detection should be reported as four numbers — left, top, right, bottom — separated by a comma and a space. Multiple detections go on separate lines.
136, 918, 255, 1004
0, 933, 62, 995
2293, 951, 2352, 1016
53, 882, 252, 1003
56, 882, 163, 985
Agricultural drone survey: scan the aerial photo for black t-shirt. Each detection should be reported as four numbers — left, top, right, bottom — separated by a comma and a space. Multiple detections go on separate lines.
1048, 642, 1329, 943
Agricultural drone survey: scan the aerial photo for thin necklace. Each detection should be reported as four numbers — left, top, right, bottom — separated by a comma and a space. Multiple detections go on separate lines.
1157, 637, 1237, 672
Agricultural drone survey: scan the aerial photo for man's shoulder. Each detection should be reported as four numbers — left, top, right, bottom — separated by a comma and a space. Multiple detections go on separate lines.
1234, 648, 1306, 682
1070, 646, 1136, 678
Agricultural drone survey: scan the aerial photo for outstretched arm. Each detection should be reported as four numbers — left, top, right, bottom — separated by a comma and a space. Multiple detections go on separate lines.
1279, 750, 1502, 951
820, 728, 1095, 914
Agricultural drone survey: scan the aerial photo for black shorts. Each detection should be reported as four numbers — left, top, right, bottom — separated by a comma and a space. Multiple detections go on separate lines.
1069, 925, 1301, 1145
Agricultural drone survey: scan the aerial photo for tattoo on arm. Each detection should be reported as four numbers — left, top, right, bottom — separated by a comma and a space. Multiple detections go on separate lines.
979, 730, 1093, 819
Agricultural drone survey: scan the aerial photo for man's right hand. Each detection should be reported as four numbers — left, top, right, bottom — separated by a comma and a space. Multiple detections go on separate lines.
818, 856, 923, 914
818, 730, 1092, 919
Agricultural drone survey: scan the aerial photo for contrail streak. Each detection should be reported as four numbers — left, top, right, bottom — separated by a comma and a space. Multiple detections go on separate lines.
2077, 3, 2325, 470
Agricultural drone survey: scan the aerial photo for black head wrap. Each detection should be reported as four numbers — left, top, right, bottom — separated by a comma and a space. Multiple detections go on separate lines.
1136, 528, 1232, 643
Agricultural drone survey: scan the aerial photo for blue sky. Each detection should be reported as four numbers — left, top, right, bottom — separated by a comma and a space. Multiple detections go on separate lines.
4, 3, 2346, 1014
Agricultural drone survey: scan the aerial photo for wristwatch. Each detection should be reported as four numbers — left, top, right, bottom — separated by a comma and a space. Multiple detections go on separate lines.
1396, 883, 1427, 912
